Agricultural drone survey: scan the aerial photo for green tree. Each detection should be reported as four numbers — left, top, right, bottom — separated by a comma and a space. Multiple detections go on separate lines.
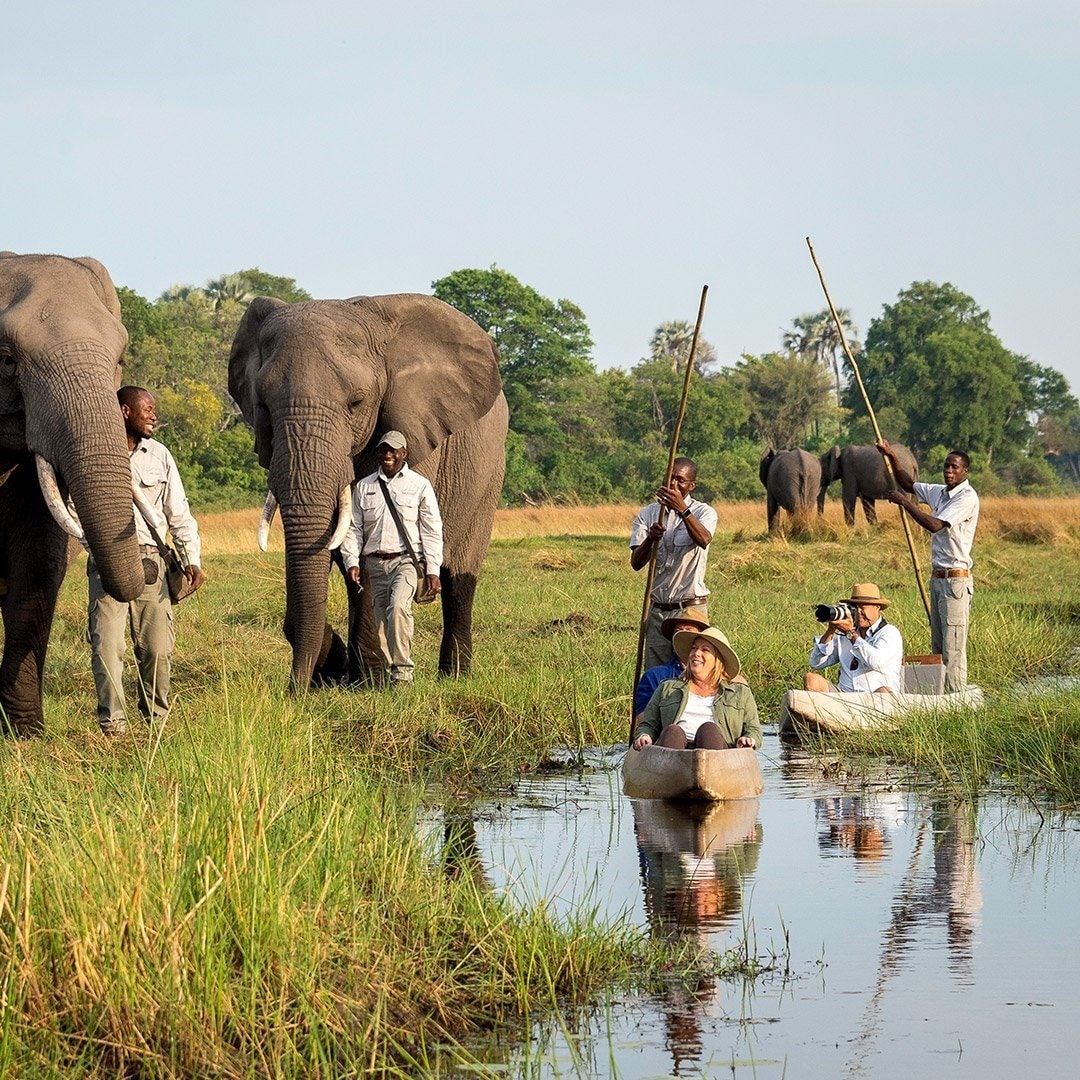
236, 268, 312, 303
729, 352, 836, 449
648, 320, 718, 374
782, 308, 860, 403
856, 282, 1027, 464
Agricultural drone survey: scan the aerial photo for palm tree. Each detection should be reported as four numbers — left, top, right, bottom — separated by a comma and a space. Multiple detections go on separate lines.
204, 274, 256, 310
782, 308, 860, 403
649, 320, 718, 374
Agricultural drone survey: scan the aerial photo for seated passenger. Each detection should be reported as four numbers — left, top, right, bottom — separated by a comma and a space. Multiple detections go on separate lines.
632, 607, 710, 716
632, 627, 760, 752
804, 583, 903, 694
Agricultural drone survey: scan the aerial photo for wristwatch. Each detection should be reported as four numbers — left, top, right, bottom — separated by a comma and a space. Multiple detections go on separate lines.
679, 508, 691, 519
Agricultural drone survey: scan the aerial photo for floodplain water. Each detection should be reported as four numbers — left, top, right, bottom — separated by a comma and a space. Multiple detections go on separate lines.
431, 732, 1080, 1078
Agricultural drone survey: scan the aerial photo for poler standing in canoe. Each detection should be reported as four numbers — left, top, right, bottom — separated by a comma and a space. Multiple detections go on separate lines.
632, 628, 761, 752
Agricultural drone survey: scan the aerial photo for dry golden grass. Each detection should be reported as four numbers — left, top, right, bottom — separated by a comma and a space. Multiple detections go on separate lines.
198, 495, 1080, 552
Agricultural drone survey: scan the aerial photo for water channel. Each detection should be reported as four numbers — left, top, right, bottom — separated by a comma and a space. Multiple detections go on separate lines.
430, 730, 1080, 1078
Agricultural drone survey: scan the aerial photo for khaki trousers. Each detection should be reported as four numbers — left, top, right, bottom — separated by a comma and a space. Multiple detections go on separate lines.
88, 553, 174, 728
366, 554, 418, 684
930, 575, 973, 692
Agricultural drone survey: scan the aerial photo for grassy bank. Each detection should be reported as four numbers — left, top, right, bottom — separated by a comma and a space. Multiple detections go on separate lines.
2, 495, 1079, 1072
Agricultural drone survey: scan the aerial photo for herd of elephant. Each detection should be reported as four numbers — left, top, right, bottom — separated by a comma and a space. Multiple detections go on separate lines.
0, 252, 508, 737
759, 444, 919, 534
0, 251, 920, 738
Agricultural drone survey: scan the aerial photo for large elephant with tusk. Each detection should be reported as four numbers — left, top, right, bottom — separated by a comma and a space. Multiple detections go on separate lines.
228, 293, 508, 690
0, 252, 147, 737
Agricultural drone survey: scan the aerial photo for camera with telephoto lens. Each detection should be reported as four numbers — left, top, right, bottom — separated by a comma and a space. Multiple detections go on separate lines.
814, 601, 858, 624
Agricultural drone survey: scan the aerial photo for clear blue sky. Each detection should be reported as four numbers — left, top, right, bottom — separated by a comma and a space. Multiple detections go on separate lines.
5, 1, 1077, 394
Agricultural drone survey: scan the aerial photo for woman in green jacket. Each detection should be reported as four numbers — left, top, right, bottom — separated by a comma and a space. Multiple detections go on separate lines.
632, 626, 760, 752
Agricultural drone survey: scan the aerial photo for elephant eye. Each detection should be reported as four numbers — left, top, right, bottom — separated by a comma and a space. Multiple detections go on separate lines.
0, 344, 16, 370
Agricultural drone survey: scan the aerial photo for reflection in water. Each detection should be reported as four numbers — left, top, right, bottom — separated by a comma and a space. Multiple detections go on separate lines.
632, 798, 763, 1076
816, 793, 905, 867
845, 796, 982, 1078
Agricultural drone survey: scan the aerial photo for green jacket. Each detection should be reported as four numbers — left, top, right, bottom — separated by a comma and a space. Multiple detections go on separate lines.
634, 678, 762, 749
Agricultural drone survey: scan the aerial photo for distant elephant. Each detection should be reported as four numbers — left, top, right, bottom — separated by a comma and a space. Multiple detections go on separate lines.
228, 293, 509, 689
0, 253, 146, 737
818, 443, 919, 525
759, 448, 822, 534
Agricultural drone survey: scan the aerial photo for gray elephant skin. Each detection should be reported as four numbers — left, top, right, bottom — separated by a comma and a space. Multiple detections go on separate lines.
0, 253, 146, 736
759, 448, 822, 534
818, 443, 919, 525
228, 293, 509, 689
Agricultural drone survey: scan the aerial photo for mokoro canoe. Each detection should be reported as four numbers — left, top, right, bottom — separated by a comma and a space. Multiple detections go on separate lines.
779, 685, 985, 737
622, 744, 764, 802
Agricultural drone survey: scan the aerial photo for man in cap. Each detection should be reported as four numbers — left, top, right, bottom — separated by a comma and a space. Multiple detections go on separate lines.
804, 583, 903, 694
342, 431, 443, 686
630, 456, 717, 669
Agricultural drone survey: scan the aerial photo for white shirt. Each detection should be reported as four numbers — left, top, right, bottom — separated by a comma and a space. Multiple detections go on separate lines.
810, 617, 904, 693
131, 438, 202, 566
340, 464, 443, 576
913, 479, 980, 570
677, 690, 716, 743
629, 497, 717, 605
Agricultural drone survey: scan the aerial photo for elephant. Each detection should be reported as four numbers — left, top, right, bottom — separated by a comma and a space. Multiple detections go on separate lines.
818, 443, 919, 525
228, 293, 509, 690
759, 448, 821, 534
0, 253, 146, 737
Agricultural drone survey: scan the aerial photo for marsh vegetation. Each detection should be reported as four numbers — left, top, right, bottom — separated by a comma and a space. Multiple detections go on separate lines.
1, 496, 1078, 1073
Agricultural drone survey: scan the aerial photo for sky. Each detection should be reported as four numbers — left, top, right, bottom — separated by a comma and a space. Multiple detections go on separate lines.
5, 1, 1078, 393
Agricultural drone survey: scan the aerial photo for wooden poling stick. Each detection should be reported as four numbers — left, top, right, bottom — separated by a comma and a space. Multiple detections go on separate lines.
631, 285, 709, 741
805, 237, 932, 626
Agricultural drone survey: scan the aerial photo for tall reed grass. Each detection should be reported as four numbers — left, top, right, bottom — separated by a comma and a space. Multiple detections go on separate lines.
2, 494, 1078, 1071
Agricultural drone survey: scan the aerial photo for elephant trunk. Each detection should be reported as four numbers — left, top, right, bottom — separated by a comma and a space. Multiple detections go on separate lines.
270, 408, 354, 689
26, 350, 144, 602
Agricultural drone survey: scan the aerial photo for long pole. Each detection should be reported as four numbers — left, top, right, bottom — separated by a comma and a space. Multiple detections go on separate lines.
630, 285, 709, 741
805, 237, 932, 625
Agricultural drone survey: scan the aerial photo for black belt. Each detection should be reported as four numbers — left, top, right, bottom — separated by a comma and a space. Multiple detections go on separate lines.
368, 551, 404, 560
653, 595, 708, 612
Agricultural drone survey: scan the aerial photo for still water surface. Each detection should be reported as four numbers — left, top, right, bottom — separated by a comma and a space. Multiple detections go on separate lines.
435, 732, 1080, 1078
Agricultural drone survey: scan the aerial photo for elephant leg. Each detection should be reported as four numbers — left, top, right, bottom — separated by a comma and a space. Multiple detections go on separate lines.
438, 568, 477, 677
862, 497, 878, 525
767, 494, 779, 534
842, 497, 856, 527
0, 504, 69, 737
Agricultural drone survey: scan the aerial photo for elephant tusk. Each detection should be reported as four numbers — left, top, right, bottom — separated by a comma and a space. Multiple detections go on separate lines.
328, 487, 352, 551
35, 455, 85, 540
257, 490, 278, 552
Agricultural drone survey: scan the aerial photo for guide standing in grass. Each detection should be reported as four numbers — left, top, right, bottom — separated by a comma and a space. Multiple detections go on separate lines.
878, 440, 980, 690
343, 431, 443, 687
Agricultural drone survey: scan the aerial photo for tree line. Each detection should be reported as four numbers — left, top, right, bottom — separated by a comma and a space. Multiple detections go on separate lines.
115, 266, 1080, 511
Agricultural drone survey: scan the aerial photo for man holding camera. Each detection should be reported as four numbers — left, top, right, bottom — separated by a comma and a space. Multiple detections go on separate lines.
804, 583, 903, 694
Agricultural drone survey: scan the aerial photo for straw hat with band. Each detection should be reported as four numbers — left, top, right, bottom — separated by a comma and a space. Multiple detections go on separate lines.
659, 606, 710, 641
671, 626, 741, 679
845, 582, 890, 608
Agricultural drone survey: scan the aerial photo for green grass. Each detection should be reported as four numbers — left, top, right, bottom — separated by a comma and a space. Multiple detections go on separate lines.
2, 505, 1080, 1073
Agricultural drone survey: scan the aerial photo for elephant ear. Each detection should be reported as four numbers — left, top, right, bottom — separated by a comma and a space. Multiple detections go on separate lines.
350, 294, 503, 462
229, 297, 288, 469
759, 449, 775, 488
229, 297, 288, 421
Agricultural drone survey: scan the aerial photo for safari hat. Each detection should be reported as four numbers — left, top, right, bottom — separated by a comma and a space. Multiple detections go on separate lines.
671, 626, 741, 679
377, 430, 407, 450
846, 582, 890, 609
660, 606, 710, 641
